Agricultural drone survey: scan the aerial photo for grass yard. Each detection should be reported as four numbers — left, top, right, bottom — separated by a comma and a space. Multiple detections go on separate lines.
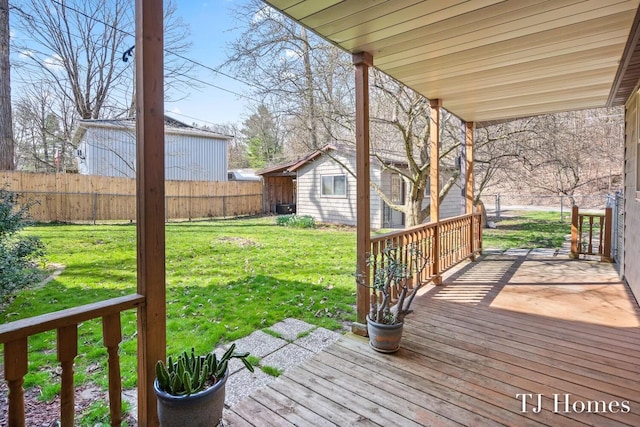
482, 210, 571, 250
1, 216, 356, 402
0, 210, 568, 420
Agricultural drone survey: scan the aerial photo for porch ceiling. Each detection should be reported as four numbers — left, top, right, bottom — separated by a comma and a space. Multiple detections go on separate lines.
264, 0, 640, 125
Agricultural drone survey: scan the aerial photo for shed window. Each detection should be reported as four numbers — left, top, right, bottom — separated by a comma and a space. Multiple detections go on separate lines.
321, 175, 346, 197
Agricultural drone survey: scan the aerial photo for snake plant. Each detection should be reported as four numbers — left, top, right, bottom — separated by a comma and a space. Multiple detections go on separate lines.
155, 343, 254, 396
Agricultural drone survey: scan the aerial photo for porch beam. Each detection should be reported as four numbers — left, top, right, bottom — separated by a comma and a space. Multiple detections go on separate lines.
353, 51, 373, 336
430, 99, 442, 284
136, 0, 165, 425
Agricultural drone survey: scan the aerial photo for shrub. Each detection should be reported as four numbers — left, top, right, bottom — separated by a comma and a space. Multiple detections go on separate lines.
275, 214, 315, 228
0, 189, 45, 300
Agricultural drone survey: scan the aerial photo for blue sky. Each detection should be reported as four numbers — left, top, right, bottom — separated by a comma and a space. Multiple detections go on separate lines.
10, 0, 253, 128
166, 0, 252, 127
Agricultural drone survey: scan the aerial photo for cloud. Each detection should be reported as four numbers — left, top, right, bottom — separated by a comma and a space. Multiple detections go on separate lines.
18, 49, 35, 59
170, 107, 182, 114
43, 54, 64, 71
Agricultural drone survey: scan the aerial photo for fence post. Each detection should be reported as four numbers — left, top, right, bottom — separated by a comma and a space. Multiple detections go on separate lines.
570, 206, 579, 259
223, 195, 227, 218
495, 194, 501, 219
560, 196, 564, 222
93, 193, 98, 225
602, 207, 613, 262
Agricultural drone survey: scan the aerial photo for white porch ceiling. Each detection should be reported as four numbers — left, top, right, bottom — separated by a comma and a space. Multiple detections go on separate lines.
263, 0, 640, 125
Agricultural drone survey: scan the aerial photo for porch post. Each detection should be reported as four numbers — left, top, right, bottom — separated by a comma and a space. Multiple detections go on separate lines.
430, 99, 442, 285
465, 122, 475, 215
136, 0, 165, 425
465, 121, 477, 260
352, 51, 373, 336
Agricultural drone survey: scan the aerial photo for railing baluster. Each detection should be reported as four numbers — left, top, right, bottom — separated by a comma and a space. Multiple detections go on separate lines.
598, 216, 604, 255
578, 215, 584, 254
369, 213, 481, 291
57, 325, 78, 427
587, 216, 593, 255
0, 295, 144, 426
5, 338, 28, 427
103, 314, 123, 427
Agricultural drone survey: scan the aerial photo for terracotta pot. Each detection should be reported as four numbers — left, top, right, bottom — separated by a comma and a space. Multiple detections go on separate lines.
154, 369, 228, 427
366, 315, 404, 353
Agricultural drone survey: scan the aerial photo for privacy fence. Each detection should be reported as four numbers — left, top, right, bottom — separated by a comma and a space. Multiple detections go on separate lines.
1, 172, 263, 223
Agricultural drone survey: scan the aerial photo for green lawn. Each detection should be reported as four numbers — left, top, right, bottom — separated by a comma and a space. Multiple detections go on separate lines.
1, 211, 567, 416
482, 210, 570, 250
2, 217, 357, 401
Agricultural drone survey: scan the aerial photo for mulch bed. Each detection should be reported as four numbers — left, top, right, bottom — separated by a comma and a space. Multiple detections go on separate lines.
0, 368, 137, 426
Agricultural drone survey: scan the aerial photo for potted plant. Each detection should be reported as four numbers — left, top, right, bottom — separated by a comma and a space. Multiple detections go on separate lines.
154, 344, 254, 426
366, 242, 430, 353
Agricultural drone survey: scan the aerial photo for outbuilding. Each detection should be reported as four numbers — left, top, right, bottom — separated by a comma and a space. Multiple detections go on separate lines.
74, 116, 232, 181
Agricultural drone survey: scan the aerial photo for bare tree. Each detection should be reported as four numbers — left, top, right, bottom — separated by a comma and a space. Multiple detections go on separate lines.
0, 0, 14, 170
367, 71, 462, 226
225, 0, 352, 155
13, 0, 194, 120
13, 80, 77, 171
227, 2, 467, 227
472, 108, 623, 217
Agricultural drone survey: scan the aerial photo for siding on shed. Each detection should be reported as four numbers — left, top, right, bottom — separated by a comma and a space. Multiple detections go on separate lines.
76, 122, 229, 181
440, 181, 465, 219
296, 152, 383, 227
378, 171, 405, 228
295, 149, 464, 228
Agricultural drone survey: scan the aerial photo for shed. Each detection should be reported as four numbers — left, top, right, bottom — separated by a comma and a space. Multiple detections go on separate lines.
257, 161, 298, 214
74, 116, 232, 181
259, 146, 463, 229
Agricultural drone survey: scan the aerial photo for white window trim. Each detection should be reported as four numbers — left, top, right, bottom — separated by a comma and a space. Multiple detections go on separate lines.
321, 174, 347, 198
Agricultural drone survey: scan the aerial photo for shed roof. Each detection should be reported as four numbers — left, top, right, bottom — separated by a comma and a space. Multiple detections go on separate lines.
76, 116, 234, 140
264, 0, 640, 126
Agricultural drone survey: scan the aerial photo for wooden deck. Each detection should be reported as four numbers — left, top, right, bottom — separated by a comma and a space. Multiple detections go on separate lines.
225, 254, 640, 426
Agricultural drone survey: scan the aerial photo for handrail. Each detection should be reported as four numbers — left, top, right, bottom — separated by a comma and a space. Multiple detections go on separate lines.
1, 293, 145, 427
369, 213, 482, 306
570, 206, 613, 262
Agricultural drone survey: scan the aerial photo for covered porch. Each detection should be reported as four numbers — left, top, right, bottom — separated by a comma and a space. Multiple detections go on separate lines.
227, 254, 640, 426
3, 0, 640, 425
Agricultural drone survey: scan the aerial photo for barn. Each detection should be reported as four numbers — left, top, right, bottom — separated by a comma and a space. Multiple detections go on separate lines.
74, 116, 231, 181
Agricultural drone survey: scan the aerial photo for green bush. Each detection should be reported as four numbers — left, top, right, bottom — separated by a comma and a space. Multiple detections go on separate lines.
275, 214, 316, 228
0, 189, 45, 300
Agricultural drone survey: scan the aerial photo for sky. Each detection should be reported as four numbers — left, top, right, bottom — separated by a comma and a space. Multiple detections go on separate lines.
9, 0, 255, 129
165, 1, 253, 128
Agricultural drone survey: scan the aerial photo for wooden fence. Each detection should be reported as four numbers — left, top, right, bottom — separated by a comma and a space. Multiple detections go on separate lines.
1, 172, 263, 222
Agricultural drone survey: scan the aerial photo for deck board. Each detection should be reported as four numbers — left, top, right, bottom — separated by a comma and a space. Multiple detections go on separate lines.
227, 255, 640, 426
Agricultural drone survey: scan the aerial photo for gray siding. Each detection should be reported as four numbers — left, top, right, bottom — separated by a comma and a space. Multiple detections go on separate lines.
379, 171, 405, 228
440, 181, 465, 219
624, 89, 640, 301
296, 152, 383, 227
76, 122, 228, 181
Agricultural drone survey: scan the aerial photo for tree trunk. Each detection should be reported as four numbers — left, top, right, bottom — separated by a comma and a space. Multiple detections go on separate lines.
0, 0, 15, 170
300, 27, 318, 149
406, 198, 423, 227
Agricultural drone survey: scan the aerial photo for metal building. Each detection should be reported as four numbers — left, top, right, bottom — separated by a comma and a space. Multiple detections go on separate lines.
74, 117, 231, 181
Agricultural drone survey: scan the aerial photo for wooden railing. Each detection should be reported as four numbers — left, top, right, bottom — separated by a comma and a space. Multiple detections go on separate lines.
0, 294, 145, 427
369, 213, 482, 304
570, 206, 613, 262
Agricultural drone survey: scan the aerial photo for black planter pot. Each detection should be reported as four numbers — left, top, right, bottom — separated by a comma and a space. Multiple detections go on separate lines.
154, 369, 228, 427
366, 315, 404, 353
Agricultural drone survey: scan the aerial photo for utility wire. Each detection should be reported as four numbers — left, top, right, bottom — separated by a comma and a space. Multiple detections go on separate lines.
11, 0, 258, 123
48, 0, 256, 89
